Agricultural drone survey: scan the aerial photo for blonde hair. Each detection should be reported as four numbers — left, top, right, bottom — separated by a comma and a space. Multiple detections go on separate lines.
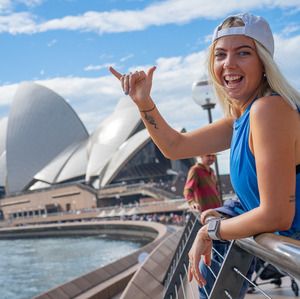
208, 17, 300, 116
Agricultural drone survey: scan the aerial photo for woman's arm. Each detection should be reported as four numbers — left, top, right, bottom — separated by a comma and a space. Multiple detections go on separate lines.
213, 96, 297, 240
140, 105, 233, 159
109, 66, 233, 159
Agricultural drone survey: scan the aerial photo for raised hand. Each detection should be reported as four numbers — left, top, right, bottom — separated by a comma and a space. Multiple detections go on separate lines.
109, 66, 156, 110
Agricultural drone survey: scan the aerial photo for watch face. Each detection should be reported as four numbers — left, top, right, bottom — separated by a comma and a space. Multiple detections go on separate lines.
207, 219, 221, 240
208, 219, 218, 231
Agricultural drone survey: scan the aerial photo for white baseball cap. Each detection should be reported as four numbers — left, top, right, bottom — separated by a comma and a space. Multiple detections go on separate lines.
212, 13, 274, 57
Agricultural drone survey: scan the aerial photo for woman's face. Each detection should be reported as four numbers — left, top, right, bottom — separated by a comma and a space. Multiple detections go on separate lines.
213, 35, 264, 109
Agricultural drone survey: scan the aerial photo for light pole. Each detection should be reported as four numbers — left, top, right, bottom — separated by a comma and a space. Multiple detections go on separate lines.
192, 79, 222, 199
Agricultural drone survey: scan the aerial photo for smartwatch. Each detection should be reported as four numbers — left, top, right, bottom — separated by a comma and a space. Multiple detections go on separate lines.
207, 218, 222, 240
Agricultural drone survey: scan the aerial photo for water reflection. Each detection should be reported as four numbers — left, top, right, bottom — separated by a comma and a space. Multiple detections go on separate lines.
0, 236, 146, 299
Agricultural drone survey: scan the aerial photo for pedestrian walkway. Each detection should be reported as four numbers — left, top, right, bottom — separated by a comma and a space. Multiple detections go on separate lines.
184, 275, 299, 299
245, 276, 299, 299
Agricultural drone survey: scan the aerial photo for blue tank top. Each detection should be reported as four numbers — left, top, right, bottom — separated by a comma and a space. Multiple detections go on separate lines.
230, 98, 300, 237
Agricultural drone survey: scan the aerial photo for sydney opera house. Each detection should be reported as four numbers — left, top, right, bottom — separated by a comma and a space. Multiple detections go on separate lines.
0, 82, 194, 223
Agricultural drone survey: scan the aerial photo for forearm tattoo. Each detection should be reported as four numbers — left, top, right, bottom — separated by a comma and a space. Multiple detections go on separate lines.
144, 112, 158, 129
289, 195, 296, 203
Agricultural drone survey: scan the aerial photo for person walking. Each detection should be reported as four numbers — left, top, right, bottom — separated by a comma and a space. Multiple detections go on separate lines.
183, 154, 222, 212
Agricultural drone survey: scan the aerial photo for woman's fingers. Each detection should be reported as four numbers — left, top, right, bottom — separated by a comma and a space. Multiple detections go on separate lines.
203, 252, 212, 267
109, 66, 150, 83
109, 66, 156, 97
193, 263, 206, 287
188, 258, 206, 287
200, 209, 212, 224
188, 262, 193, 282
123, 73, 130, 95
200, 209, 222, 225
109, 66, 122, 80
128, 71, 145, 95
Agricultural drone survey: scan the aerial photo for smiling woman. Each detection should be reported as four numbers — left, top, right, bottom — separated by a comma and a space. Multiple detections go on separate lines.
109, 11, 300, 299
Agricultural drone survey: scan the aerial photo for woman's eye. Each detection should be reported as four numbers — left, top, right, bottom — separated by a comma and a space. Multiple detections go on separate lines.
214, 52, 225, 58
238, 51, 250, 56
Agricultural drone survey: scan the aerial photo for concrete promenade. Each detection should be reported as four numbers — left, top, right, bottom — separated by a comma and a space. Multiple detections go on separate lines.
245, 276, 299, 299
182, 272, 300, 299
0, 220, 164, 240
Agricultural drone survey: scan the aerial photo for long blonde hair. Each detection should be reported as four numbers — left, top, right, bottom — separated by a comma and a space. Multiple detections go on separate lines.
208, 17, 300, 116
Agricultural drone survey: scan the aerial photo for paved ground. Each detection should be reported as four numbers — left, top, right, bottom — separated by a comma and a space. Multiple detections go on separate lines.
245, 276, 299, 299
113, 275, 299, 298
185, 276, 300, 299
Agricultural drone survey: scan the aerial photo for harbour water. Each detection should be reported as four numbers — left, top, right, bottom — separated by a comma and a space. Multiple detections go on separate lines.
0, 236, 146, 299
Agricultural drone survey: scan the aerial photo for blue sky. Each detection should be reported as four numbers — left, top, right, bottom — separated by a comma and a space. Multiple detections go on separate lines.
1, 0, 300, 172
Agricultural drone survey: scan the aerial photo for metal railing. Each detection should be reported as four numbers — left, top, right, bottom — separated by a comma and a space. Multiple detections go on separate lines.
163, 213, 200, 298
162, 212, 300, 299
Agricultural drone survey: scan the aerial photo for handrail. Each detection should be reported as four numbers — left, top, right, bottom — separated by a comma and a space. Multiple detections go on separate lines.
237, 233, 300, 281
163, 212, 200, 298
162, 213, 300, 298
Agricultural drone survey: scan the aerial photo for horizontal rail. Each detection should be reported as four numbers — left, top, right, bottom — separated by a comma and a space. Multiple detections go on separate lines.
237, 233, 300, 280
162, 212, 300, 298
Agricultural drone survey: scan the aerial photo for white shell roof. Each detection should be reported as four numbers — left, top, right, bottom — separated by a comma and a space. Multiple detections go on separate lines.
0, 118, 7, 155
0, 118, 7, 186
2, 83, 153, 194
29, 181, 51, 191
0, 152, 6, 187
6, 82, 89, 193
34, 138, 88, 184
85, 96, 141, 181
100, 129, 150, 187
55, 138, 88, 183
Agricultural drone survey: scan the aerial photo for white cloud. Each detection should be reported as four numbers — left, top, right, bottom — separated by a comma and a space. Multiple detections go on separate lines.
0, 0, 43, 13
0, 29, 299, 145
0, 49, 210, 132
0, 12, 37, 34
19, 0, 43, 7
47, 39, 57, 47
0, 0, 11, 12
282, 24, 300, 35
0, 30, 299, 173
0, 83, 18, 107
274, 34, 300, 88
1, 0, 300, 35
120, 54, 134, 62
84, 63, 115, 72
1, 30, 300, 130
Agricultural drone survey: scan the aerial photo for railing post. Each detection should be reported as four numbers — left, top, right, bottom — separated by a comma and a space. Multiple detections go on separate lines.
163, 213, 201, 298
209, 241, 254, 299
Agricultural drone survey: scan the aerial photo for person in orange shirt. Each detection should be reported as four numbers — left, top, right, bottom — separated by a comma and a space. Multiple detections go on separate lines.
183, 154, 222, 212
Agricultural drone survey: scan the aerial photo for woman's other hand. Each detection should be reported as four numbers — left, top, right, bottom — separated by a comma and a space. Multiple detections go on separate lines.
200, 209, 223, 225
188, 227, 212, 287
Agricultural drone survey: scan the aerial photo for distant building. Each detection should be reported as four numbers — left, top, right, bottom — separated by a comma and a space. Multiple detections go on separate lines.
0, 82, 194, 222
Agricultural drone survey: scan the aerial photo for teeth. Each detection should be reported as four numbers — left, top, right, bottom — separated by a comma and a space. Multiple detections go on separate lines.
224, 75, 241, 81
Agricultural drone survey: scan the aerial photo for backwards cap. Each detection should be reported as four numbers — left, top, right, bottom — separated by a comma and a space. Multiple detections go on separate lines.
212, 13, 274, 57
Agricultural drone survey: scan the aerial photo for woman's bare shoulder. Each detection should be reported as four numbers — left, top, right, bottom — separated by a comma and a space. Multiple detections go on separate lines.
251, 95, 297, 121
